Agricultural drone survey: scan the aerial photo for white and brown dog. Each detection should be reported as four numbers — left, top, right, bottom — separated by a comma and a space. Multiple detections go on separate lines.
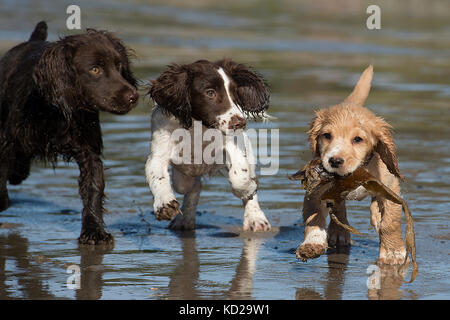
297, 65, 407, 265
145, 59, 271, 231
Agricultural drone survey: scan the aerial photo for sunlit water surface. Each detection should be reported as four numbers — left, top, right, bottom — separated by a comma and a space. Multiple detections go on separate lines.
0, 0, 449, 299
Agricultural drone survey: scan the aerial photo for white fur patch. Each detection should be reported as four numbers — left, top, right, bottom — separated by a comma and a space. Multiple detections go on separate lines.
225, 133, 257, 199
327, 144, 343, 158
216, 67, 245, 132
145, 109, 178, 212
303, 228, 327, 245
322, 142, 343, 173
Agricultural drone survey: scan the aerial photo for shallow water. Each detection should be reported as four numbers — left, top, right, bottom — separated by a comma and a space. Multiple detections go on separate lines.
0, 0, 449, 300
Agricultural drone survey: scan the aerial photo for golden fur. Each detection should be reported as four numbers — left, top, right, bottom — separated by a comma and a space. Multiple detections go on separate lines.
297, 65, 407, 265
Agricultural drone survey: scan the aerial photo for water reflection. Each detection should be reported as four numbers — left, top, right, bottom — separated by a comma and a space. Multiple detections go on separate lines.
367, 263, 417, 300
294, 249, 413, 300
168, 232, 200, 299
0, 233, 55, 299
76, 245, 113, 300
295, 252, 349, 300
0, 228, 416, 300
167, 231, 263, 299
227, 237, 263, 299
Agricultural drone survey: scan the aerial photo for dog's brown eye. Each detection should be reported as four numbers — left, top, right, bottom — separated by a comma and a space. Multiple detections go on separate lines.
323, 133, 332, 140
353, 136, 363, 143
89, 66, 101, 75
205, 89, 216, 98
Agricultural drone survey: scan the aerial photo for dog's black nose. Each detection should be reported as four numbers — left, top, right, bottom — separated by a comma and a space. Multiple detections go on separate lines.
127, 91, 139, 104
228, 115, 246, 130
329, 157, 344, 168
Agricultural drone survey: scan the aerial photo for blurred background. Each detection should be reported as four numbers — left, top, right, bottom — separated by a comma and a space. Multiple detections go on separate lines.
0, 0, 449, 300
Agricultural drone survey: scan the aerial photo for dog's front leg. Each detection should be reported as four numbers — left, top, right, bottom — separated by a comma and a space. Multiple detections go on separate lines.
145, 128, 179, 221
296, 196, 328, 261
225, 134, 270, 232
75, 153, 112, 245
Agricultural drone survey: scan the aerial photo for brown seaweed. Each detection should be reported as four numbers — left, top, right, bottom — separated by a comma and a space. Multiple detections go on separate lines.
289, 159, 418, 283
329, 213, 363, 236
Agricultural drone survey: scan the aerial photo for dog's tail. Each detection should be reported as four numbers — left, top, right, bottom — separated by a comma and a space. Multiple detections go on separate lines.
344, 64, 373, 107
29, 21, 48, 41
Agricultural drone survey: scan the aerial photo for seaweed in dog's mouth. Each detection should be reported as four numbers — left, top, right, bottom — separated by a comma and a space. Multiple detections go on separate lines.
288, 159, 418, 283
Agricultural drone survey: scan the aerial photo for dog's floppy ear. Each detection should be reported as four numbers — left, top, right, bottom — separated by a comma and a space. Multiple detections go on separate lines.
308, 109, 326, 157
374, 117, 405, 180
216, 59, 269, 116
33, 40, 79, 121
344, 65, 373, 107
99, 30, 137, 88
149, 64, 192, 128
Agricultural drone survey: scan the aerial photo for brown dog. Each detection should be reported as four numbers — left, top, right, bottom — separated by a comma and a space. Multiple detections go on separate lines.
0, 22, 138, 244
296, 65, 406, 265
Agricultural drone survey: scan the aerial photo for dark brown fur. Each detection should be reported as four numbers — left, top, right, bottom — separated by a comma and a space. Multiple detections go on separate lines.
0, 22, 138, 244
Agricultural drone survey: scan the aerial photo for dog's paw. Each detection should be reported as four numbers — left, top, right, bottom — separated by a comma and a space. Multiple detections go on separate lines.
296, 243, 327, 262
377, 247, 407, 265
155, 200, 180, 221
0, 195, 10, 212
78, 229, 114, 245
168, 213, 195, 230
243, 214, 271, 232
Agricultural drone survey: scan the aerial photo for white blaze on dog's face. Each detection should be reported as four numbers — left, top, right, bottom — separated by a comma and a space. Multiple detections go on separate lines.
215, 67, 247, 133
183, 63, 247, 134
150, 59, 269, 133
